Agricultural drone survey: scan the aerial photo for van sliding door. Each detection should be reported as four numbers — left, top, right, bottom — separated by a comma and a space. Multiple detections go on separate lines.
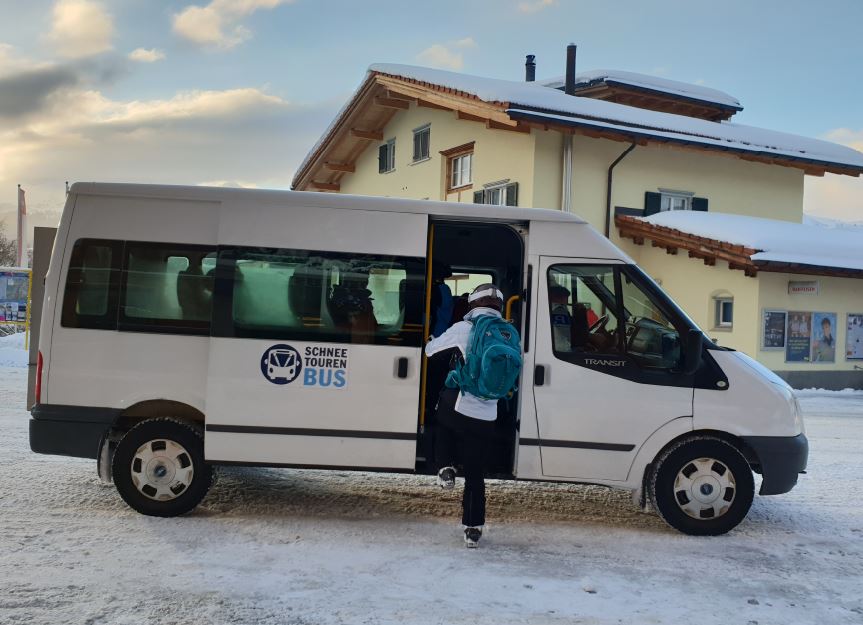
204, 203, 427, 470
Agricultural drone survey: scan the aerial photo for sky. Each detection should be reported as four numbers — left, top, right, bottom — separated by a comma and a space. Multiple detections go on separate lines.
1, 0, 862, 237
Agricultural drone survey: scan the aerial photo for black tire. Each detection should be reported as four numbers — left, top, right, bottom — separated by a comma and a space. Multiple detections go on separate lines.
649, 436, 754, 536
112, 418, 212, 517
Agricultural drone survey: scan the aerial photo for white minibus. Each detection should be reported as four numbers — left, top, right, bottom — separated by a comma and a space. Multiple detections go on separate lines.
29, 183, 808, 535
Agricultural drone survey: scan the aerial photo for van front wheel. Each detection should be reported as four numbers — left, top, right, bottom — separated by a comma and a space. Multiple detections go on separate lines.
649, 436, 754, 536
112, 418, 212, 517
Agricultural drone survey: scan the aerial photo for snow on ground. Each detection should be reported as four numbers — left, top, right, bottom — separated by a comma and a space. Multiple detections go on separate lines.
0, 332, 27, 368
1, 368, 862, 625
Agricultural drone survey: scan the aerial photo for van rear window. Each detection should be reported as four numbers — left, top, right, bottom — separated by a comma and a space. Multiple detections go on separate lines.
61, 239, 122, 329
215, 247, 425, 347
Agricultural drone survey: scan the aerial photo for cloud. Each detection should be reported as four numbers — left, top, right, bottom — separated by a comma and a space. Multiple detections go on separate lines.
0, 67, 338, 234
416, 38, 478, 71
0, 66, 79, 119
517, 0, 556, 14
0, 56, 128, 121
172, 0, 293, 49
47, 0, 114, 58
128, 48, 166, 63
824, 128, 863, 152
803, 128, 863, 222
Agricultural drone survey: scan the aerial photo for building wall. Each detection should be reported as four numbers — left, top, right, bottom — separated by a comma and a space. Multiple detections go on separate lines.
568, 136, 805, 241
624, 242, 761, 356
339, 103, 538, 205
757, 272, 863, 375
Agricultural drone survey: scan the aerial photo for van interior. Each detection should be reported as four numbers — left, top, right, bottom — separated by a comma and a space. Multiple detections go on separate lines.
417, 221, 525, 478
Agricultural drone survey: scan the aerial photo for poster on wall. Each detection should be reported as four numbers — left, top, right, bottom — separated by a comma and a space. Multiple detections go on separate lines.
811, 312, 837, 363
847, 314, 863, 360
762, 310, 787, 349
785, 311, 812, 362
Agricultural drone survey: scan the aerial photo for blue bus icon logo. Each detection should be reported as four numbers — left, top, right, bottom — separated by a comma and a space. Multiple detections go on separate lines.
261, 344, 302, 384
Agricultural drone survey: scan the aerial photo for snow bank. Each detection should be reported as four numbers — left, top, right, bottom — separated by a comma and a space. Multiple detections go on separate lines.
0, 332, 28, 368
642, 211, 863, 272
368, 63, 863, 170
541, 69, 742, 109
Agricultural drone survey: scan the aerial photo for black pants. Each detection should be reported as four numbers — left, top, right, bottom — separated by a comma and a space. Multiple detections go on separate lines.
434, 388, 495, 527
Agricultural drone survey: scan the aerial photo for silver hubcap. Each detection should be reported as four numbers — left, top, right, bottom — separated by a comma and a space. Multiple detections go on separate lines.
673, 457, 736, 520
131, 439, 195, 501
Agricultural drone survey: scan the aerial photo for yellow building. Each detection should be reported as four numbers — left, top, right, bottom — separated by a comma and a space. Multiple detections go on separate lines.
293, 56, 863, 389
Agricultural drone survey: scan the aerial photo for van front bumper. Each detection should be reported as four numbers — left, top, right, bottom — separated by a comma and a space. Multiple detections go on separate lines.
742, 433, 809, 496
29, 404, 120, 459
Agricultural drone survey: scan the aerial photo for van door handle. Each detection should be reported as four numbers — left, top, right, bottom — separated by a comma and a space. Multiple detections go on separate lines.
396, 357, 409, 379
534, 364, 546, 386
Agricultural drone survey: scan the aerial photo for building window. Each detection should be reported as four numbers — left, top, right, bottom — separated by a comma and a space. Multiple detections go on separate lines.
645, 190, 708, 215
412, 125, 430, 162
715, 297, 734, 328
450, 153, 472, 189
474, 182, 518, 206
660, 190, 694, 212
378, 138, 395, 173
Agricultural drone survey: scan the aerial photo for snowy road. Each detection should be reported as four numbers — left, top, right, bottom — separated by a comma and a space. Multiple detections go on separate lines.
2, 366, 862, 624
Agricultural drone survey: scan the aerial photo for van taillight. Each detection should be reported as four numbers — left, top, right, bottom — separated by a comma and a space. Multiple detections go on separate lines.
36, 351, 43, 405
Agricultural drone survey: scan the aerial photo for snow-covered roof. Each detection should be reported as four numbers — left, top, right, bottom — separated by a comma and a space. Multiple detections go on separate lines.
367, 64, 863, 173
640, 211, 863, 272
541, 69, 742, 111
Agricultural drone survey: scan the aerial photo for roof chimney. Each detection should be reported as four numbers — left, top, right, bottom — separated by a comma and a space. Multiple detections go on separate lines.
564, 44, 577, 95
525, 54, 536, 82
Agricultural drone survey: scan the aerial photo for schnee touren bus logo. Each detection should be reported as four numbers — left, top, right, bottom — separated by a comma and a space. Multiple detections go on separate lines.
260, 344, 348, 389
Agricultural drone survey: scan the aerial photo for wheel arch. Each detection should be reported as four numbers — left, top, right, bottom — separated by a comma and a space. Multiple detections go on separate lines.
115, 400, 205, 430
628, 422, 761, 508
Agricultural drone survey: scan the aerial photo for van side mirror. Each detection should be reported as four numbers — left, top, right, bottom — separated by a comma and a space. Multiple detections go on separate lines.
680, 329, 703, 375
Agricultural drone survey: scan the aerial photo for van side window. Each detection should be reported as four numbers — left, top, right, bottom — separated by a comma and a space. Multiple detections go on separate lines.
61, 238, 122, 329
547, 265, 623, 355
219, 247, 424, 346
547, 264, 683, 369
119, 243, 216, 334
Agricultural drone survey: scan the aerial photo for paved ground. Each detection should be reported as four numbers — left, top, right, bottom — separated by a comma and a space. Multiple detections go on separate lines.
1, 366, 862, 624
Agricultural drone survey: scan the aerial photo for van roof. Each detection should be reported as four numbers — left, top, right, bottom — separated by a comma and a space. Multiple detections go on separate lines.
68, 182, 586, 225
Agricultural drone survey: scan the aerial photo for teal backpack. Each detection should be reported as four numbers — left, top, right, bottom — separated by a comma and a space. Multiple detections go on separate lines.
446, 315, 523, 400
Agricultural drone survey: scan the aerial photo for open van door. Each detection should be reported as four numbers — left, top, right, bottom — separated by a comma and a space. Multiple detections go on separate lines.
204, 203, 427, 471
530, 256, 694, 481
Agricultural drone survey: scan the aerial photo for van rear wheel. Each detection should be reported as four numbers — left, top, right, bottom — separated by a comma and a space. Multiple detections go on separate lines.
112, 418, 212, 517
649, 436, 754, 536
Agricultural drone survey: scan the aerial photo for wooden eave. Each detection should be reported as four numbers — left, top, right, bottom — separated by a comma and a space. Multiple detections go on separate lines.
575, 83, 738, 121
615, 214, 863, 279
292, 72, 522, 192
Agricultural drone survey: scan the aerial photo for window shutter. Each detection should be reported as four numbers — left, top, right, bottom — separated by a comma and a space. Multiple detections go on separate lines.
473, 190, 484, 204
505, 182, 519, 207
644, 191, 662, 216
378, 144, 388, 173
412, 133, 420, 161
692, 197, 708, 212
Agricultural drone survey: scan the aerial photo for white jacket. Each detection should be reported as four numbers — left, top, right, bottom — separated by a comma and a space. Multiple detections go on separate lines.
424, 307, 501, 421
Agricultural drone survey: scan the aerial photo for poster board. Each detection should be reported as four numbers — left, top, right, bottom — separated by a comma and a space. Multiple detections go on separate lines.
811, 312, 837, 363
847, 314, 863, 361
762, 310, 787, 350
0, 269, 29, 324
785, 311, 812, 363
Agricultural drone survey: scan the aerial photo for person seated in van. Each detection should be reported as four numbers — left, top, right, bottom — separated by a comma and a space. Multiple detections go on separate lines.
549, 285, 572, 351
329, 272, 377, 340
425, 283, 522, 548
